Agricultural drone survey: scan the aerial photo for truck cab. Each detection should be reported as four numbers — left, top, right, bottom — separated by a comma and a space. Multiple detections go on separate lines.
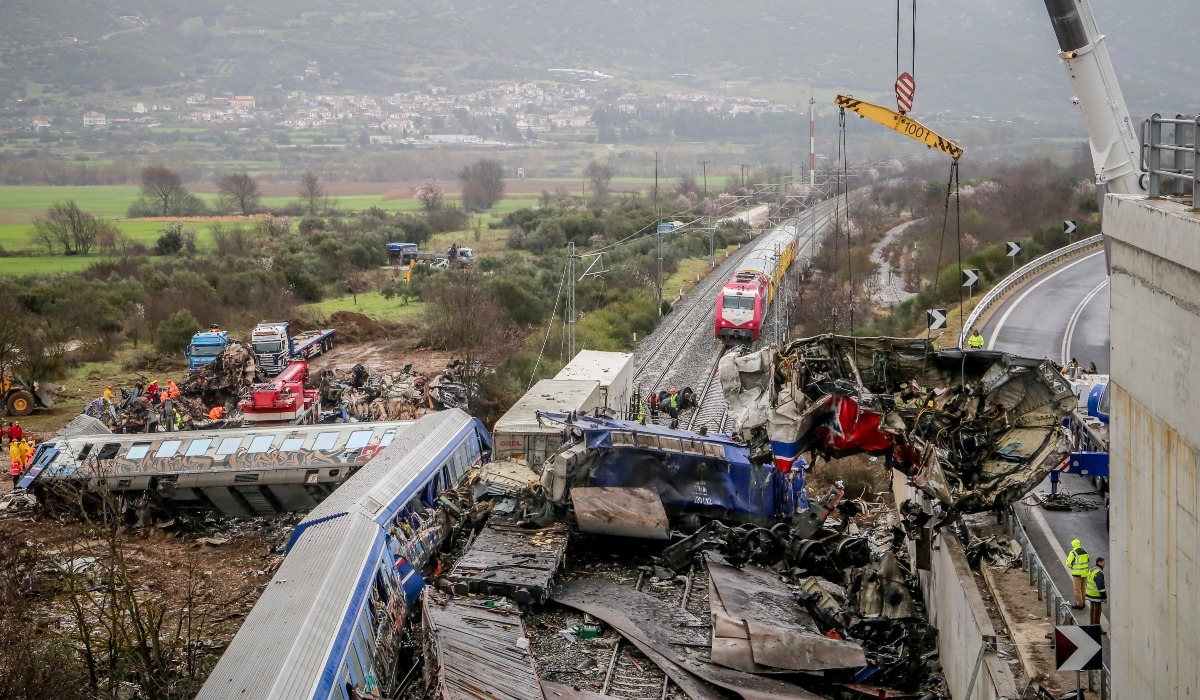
251, 323, 292, 375
387, 242, 419, 265
186, 331, 230, 370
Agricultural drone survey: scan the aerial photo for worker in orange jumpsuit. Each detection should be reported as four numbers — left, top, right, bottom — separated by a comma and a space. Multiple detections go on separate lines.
208, 406, 225, 420
167, 380, 180, 399
9, 457, 20, 488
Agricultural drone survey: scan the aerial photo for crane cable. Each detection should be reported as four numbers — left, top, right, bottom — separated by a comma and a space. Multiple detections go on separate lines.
896, 0, 917, 113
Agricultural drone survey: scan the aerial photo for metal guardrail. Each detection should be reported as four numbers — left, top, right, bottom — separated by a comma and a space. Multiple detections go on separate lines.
1002, 507, 1110, 699
1141, 113, 1199, 206
957, 234, 1104, 348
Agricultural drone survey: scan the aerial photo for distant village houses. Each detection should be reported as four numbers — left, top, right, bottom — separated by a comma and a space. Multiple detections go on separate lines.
31, 116, 52, 131
82, 111, 107, 127
229, 96, 256, 109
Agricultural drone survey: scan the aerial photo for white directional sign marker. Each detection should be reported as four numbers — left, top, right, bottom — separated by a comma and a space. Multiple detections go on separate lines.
927, 309, 947, 330
1055, 624, 1103, 671
1006, 241, 1021, 257
1064, 220, 1078, 235
961, 269, 980, 287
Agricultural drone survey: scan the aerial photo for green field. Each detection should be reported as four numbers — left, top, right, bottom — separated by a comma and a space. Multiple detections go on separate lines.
0, 182, 600, 274
300, 292, 426, 324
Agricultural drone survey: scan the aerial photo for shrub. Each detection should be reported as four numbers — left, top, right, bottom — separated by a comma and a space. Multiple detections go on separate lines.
154, 309, 202, 355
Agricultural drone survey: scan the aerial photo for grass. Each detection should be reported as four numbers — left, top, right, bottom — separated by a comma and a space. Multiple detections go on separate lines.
664, 246, 738, 300
299, 292, 426, 324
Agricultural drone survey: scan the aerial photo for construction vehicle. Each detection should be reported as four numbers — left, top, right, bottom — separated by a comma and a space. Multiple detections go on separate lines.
2, 375, 65, 416
186, 329, 230, 370
386, 242, 474, 268
251, 322, 336, 375
237, 359, 319, 424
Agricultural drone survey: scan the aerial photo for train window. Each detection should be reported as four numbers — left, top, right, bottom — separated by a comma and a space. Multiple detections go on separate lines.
346, 430, 373, 450
280, 437, 305, 452
124, 442, 152, 460
381, 430, 396, 447
184, 439, 212, 456
723, 294, 755, 310
154, 440, 182, 459
314, 431, 339, 451
247, 435, 275, 453
76, 443, 93, 461
216, 437, 243, 456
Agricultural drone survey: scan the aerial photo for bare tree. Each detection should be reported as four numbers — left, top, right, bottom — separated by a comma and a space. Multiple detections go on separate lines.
584, 161, 614, 205
298, 170, 334, 215
216, 170, 261, 216
0, 299, 29, 385
141, 165, 186, 216
422, 273, 518, 411
415, 178, 445, 212
459, 158, 506, 211
29, 200, 110, 255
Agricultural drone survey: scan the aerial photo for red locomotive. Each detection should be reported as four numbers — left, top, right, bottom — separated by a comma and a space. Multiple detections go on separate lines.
715, 271, 769, 343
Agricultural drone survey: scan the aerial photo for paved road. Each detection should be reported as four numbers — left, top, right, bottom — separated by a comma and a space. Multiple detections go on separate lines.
980, 249, 1110, 372
983, 249, 1113, 636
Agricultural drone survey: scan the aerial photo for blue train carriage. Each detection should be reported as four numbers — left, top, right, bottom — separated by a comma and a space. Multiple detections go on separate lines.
197, 409, 491, 700
539, 412, 807, 526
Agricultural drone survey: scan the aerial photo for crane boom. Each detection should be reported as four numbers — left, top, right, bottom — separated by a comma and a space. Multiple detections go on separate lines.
835, 96, 963, 159
1043, 0, 1143, 195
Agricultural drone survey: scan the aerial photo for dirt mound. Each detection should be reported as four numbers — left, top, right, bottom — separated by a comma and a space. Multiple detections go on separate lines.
327, 311, 399, 343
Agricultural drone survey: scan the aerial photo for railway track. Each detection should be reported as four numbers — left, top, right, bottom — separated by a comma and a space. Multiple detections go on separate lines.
600, 564, 707, 700
632, 196, 850, 432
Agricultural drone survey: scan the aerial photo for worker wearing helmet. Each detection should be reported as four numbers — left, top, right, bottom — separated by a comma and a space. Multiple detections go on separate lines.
208, 406, 225, 420
103, 385, 114, 402
668, 388, 680, 420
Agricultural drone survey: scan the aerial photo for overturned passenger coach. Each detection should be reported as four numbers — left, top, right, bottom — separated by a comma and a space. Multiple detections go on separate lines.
26, 420, 415, 518
197, 409, 490, 700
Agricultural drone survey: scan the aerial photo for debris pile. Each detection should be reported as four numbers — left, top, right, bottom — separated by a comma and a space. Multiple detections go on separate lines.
86, 341, 261, 432
319, 360, 476, 421
721, 335, 1076, 513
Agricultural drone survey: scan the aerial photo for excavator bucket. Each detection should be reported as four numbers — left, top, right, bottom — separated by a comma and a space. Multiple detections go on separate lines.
34, 382, 66, 408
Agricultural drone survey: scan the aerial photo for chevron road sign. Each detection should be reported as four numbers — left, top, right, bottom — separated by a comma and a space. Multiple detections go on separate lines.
961, 269, 979, 287
1006, 241, 1021, 257
1064, 220, 1077, 235
1055, 624, 1102, 671
927, 309, 947, 330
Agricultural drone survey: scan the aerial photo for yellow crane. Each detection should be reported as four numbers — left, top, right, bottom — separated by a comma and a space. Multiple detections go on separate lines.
835, 95, 963, 160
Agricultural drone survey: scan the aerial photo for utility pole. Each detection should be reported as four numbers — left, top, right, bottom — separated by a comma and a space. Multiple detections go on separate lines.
699, 158, 713, 267
654, 151, 659, 210
567, 242, 577, 358
698, 160, 710, 198
809, 87, 816, 187
657, 214, 664, 306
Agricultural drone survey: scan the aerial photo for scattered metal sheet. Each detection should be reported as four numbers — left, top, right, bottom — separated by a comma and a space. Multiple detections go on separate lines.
706, 554, 867, 672
447, 524, 569, 604
475, 460, 542, 498
572, 487, 670, 540
854, 552, 919, 620
423, 592, 545, 700
553, 577, 824, 700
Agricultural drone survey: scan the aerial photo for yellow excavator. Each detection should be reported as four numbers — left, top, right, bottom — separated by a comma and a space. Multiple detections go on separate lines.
1, 374, 65, 416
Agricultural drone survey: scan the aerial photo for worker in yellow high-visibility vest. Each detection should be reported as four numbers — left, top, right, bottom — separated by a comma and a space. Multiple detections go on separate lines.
967, 328, 985, 349
1065, 538, 1090, 609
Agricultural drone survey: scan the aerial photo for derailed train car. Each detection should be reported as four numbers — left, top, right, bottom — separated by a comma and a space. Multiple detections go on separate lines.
539, 413, 809, 526
197, 409, 490, 700
720, 335, 1077, 512
27, 421, 414, 518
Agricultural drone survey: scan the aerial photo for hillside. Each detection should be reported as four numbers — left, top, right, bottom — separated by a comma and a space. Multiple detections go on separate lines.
1, 0, 1197, 120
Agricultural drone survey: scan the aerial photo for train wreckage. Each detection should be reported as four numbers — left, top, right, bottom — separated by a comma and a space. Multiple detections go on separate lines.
178, 336, 1076, 700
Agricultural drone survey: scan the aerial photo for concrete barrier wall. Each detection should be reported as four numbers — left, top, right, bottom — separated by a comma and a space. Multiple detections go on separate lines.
892, 471, 1018, 700
1105, 194, 1200, 699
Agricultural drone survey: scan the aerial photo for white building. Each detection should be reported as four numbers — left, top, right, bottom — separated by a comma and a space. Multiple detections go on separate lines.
82, 111, 107, 127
